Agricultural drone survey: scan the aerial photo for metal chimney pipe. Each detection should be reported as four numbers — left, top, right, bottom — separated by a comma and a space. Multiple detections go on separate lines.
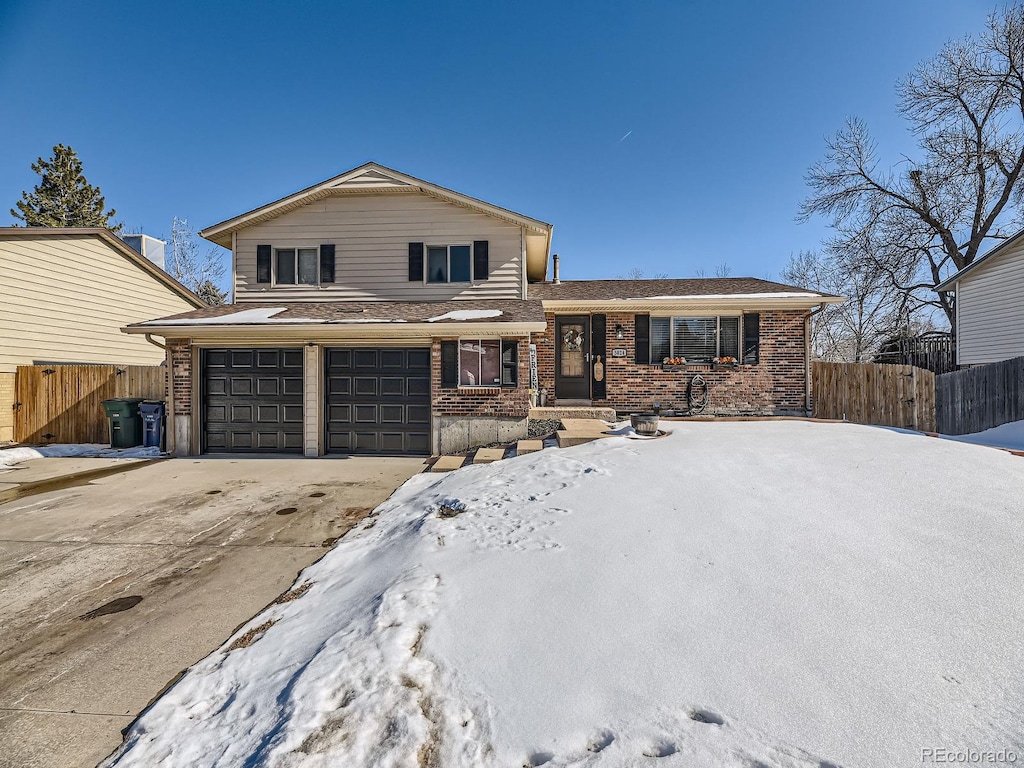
552, 253, 560, 284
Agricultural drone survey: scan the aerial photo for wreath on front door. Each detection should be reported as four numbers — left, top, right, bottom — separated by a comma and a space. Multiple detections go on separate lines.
562, 328, 584, 351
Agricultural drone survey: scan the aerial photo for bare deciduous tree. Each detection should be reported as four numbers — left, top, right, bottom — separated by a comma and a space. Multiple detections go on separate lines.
800, 6, 1024, 327
167, 217, 228, 304
783, 249, 913, 362
617, 267, 669, 279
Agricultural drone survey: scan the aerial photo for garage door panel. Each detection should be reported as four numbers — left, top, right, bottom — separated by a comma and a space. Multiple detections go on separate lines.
203, 348, 303, 454
326, 347, 430, 456
380, 404, 404, 423
230, 377, 253, 396
354, 378, 377, 396
407, 405, 430, 424
407, 349, 430, 369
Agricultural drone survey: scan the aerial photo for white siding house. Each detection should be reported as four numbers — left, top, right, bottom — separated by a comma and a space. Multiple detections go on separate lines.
937, 232, 1024, 365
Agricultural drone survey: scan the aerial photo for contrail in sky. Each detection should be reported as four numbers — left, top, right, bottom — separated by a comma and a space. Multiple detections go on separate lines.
618, 130, 632, 142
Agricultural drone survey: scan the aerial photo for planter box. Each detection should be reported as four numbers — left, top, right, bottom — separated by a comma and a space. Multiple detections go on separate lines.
712, 363, 738, 371
661, 365, 687, 372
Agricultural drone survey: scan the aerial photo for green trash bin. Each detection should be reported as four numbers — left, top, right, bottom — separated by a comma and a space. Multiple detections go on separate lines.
101, 398, 145, 448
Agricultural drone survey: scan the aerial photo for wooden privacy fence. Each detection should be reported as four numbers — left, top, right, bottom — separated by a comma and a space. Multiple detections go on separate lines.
935, 356, 1024, 436
812, 362, 936, 433
14, 364, 166, 444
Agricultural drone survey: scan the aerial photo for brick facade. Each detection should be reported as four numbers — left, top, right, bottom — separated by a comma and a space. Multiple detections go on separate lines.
430, 337, 531, 418
168, 339, 193, 416
535, 310, 809, 415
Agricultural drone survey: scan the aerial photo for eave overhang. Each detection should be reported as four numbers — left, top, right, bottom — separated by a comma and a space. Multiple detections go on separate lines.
540, 296, 846, 313
122, 321, 547, 341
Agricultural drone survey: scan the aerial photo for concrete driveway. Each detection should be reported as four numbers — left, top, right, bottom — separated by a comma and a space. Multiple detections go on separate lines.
0, 456, 425, 768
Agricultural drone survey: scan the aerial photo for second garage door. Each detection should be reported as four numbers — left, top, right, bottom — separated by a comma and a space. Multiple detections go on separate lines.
325, 347, 430, 455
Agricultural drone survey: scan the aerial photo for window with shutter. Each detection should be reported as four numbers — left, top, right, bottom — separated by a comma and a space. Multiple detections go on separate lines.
320, 244, 335, 283
743, 313, 760, 364
635, 314, 650, 364
441, 341, 458, 387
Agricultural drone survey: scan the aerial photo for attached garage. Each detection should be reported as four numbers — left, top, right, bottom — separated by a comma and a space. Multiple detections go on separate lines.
325, 347, 431, 455
202, 348, 304, 453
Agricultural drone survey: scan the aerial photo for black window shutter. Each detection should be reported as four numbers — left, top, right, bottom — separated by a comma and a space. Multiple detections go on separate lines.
473, 240, 489, 280
441, 341, 458, 387
501, 340, 518, 386
409, 242, 424, 281
257, 244, 272, 283
635, 314, 650, 364
591, 313, 607, 399
743, 312, 760, 364
319, 244, 335, 283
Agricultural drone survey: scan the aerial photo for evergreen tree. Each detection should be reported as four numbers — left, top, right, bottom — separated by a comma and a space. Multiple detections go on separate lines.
11, 144, 118, 229
195, 279, 228, 305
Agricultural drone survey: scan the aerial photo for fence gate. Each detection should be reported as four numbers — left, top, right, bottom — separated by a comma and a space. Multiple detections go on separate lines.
14, 365, 166, 444
812, 362, 936, 433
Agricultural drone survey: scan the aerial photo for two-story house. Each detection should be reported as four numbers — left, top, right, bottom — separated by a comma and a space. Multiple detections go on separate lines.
125, 163, 841, 457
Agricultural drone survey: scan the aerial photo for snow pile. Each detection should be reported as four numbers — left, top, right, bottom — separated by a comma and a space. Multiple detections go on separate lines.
151, 308, 329, 325
620, 292, 823, 301
943, 419, 1024, 451
105, 422, 1024, 767
0, 444, 162, 469
427, 309, 504, 322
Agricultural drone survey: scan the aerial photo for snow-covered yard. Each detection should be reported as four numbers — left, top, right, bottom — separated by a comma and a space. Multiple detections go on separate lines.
0, 443, 161, 470
104, 422, 1024, 768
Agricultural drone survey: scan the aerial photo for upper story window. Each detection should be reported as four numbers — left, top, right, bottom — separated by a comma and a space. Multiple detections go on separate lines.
427, 245, 472, 283
651, 316, 740, 363
409, 241, 489, 284
255, 244, 335, 286
276, 248, 319, 285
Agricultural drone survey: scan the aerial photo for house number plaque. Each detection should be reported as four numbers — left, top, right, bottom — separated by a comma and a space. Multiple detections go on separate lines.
610, 348, 628, 358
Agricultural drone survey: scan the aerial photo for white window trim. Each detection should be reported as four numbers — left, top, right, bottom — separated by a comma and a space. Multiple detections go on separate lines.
273, 246, 321, 287
651, 314, 742, 362
425, 243, 473, 285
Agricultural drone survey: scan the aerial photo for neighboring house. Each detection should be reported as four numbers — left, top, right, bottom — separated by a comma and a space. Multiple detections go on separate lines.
0, 228, 204, 442
935, 230, 1024, 365
125, 163, 842, 457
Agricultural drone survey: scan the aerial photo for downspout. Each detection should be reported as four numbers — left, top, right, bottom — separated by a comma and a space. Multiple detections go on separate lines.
805, 303, 827, 415
144, 333, 166, 350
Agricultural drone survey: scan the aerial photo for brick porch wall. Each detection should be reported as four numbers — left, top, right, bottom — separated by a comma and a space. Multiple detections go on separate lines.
430, 337, 531, 418
168, 339, 193, 416
536, 310, 809, 414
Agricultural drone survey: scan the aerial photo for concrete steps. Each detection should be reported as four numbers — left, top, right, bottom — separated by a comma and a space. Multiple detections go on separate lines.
430, 414, 619, 471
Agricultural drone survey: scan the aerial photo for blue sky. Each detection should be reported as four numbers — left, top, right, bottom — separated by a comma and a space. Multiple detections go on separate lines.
0, 0, 990, 285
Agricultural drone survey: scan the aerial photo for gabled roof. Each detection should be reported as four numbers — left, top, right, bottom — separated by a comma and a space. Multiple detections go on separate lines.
199, 160, 553, 242
934, 227, 1024, 292
0, 227, 205, 307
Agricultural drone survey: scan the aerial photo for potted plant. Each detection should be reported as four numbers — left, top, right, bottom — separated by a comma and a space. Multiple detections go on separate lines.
661, 356, 687, 371
712, 356, 737, 369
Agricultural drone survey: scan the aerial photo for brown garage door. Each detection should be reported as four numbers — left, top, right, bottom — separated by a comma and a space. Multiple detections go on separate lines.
325, 347, 430, 455
202, 348, 303, 453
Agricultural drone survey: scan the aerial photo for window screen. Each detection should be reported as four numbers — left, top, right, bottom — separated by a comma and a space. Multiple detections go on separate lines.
276, 249, 296, 284
450, 245, 471, 282
719, 317, 739, 358
651, 317, 671, 362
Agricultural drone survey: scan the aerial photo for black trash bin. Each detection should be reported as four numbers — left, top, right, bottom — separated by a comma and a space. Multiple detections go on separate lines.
139, 401, 166, 450
101, 398, 145, 449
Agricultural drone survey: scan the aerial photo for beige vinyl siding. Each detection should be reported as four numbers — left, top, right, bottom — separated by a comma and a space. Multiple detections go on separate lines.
0, 235, 197, 374
234, 193, 524, 302
0, 372, 14, 442
956, 242, 1024, 364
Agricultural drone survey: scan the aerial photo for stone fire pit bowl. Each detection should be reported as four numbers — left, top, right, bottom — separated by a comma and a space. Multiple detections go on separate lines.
630, 413, 661, 436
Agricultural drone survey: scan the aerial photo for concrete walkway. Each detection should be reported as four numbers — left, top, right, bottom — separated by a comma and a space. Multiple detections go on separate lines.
0, 456, 424, 768
0, 457, 158, 503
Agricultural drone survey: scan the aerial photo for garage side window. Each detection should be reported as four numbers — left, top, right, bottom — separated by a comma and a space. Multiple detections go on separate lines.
457, 339, 518, 387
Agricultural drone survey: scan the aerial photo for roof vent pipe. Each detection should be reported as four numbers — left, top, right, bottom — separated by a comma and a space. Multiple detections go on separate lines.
552, 253, 560, 284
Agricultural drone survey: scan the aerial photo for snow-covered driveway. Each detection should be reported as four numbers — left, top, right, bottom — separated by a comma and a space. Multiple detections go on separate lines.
105, 422, 1024, 768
